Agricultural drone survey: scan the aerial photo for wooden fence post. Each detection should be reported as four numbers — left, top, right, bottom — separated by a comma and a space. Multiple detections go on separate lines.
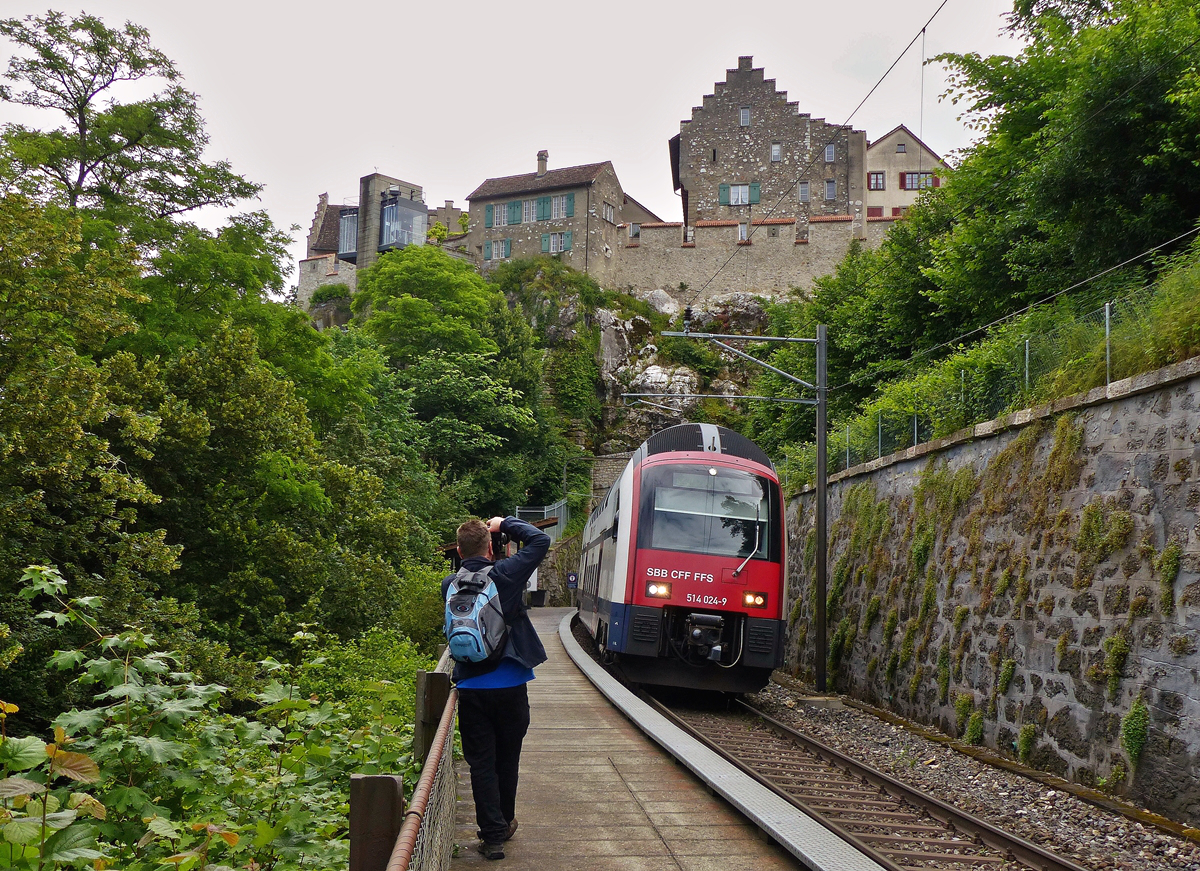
348, 774, 405, 871
413, 670, 452, 764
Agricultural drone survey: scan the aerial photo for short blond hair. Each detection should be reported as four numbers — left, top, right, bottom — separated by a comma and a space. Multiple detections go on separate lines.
457, 519, 490, 558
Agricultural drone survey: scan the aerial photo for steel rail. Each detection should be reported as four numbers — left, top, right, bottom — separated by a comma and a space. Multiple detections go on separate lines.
639, 693, 909, 871
737, 700, 1092, 871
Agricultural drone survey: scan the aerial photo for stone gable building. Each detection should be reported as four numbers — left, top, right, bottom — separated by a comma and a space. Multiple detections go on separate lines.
671, 55, 867, 242
465, 151, 661, 287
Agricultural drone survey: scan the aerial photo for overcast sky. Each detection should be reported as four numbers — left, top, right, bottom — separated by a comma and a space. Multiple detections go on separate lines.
3, 0, 1023, 282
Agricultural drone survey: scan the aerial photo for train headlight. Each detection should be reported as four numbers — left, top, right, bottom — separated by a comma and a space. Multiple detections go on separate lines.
743, 591, 767, 608
646, 581, 672, 599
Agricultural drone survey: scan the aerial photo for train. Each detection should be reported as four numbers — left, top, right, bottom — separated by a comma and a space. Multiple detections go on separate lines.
577, 423, 786, 693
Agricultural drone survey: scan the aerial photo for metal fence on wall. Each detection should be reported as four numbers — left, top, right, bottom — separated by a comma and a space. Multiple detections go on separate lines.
515, 498, 570, 546
821, 287, 1163, 476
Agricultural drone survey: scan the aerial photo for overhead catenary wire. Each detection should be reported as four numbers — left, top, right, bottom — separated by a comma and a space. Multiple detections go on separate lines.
683, 0, 954, 308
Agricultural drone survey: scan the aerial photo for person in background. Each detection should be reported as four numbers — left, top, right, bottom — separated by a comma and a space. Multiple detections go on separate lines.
443, 515, 549, 860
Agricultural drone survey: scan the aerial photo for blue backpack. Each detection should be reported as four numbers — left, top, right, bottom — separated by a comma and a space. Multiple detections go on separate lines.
445, 566, 509, 664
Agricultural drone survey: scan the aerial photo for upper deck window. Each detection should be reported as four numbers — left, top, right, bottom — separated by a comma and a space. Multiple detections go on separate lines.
637, 464, 780, 561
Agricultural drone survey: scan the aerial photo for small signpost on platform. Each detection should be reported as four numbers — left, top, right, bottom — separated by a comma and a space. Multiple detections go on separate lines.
567, 571, 578, 590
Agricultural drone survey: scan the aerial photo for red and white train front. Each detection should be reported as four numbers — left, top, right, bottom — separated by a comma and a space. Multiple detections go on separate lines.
578, 424, 786, 693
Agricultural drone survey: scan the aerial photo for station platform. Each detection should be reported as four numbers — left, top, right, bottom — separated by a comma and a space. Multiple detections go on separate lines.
450, 607, 801, 870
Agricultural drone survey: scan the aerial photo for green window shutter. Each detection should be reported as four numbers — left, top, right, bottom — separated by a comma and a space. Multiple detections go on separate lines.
749, 182, 760, 204
484, 240, 492, 260
538, 196, 551, 220
719, 184, 730, 205
563, 231, 572, 251
485, 204, 493, 228
541, 233, 550, 253
565, 193, 574, 217
508, 201, 520, 224
505, 238, 512, 258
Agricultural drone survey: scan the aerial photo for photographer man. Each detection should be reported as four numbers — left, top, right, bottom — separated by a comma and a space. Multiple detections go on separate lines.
443, 515, 549, 860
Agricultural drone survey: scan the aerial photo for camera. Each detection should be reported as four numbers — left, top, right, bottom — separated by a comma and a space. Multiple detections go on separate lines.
491, 530, 509, 555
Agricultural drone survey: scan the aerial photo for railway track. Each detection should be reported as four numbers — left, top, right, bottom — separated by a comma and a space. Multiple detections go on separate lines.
644, 694, 1093, 871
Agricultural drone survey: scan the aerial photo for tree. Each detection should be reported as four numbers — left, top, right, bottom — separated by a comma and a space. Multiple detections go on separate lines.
353, 245, 501, 366
427, 220, 448, 242
457, 212, 470, 234
0, 195, 179, 724
0, 12, 257, 243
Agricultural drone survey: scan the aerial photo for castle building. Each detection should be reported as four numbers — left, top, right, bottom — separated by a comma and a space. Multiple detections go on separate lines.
671, 55, 867, 243
297, 172, 427, 309
465, 151, 661, 287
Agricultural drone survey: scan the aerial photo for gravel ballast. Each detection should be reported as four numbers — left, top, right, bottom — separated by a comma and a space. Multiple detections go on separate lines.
750, 681, 1200, 871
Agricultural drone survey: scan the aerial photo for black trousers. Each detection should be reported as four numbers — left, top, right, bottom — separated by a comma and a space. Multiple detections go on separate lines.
458, 683, 531, 843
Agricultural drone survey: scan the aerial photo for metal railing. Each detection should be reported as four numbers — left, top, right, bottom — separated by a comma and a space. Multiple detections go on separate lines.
385, 685, 458, 871
515, 498, 570, 546
779, 281, 1189, 485
349, 651, 458, 871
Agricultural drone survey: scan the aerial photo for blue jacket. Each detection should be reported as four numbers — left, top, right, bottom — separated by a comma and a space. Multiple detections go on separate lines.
442, 516, 550, 683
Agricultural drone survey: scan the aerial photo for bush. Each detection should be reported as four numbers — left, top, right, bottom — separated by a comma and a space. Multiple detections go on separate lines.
964, 711, 985, 745
1121, 696, 1150, 763
1017, 723, 1036, 762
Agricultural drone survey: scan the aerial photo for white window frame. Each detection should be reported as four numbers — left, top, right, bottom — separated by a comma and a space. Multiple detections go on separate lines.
523, 199, 537, 223
603, 201, 615, 223
739, 106, 750, 126
770, 143, 781, 162
738, 223, 748, 242
729, 183, 750, 206
549, 231, 566, 253
868, 172, 886, 191
903, 172, 934, 190
629, 222, 640, 238
824, 143, 836, 162
551, 194, 568, 219
798, 181, 810, 203
825, 179, 836, 200
493, 203, 509, 227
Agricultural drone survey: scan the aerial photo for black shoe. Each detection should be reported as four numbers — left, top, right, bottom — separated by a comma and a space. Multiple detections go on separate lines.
504, 819, 518, 841
477, 841, 505, 860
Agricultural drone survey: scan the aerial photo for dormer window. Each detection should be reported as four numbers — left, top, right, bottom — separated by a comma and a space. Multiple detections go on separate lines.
896, 143, 907, 153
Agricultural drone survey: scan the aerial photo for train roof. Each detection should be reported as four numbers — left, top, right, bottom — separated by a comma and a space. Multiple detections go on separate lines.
634, 424, 775, 471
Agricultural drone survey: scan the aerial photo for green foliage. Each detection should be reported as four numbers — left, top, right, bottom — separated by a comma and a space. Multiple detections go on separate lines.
550, 332, 601, 423
998, 659, 1017, 695
883, 608, 899, 642
1102, 632, 1131, 700
1017, 723, 1037, 763
918, 568, 938, 623
953, 606, 970, 634
828, 617, 854, 673
863, 596, 882, 631
937, 642, 951, 703
0, 11, 258, 245
964, 712, 985, 746
1, 566, 425, 871
427, 220, 448, 242
955, 693, 974, 732
310, 283, 352, 307
354, 245, 499, 366
1156, 542, 1182, 616
1077, 497, 1134, 561
900, 620, 918, 666
885, 652, 900, 682
1121, 696, 1149, 763
457, 212, 470, 234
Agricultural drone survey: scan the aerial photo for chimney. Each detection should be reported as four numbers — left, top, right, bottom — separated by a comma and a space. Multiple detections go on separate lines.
537, 150, 549, 177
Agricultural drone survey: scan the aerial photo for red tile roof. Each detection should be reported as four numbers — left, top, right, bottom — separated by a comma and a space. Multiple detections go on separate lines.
751, 217, 795, 226
696, 219, 739, 227
867, 215, 902, 222
467, 162, 612, 200
641, 221, 683, 228
809, 215, 853, 223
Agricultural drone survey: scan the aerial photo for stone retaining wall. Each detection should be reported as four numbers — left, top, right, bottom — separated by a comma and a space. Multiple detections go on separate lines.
785, 356, 1200, 825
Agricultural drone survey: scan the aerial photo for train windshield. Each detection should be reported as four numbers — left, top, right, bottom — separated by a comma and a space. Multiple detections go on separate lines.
637, 464, 779, 561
